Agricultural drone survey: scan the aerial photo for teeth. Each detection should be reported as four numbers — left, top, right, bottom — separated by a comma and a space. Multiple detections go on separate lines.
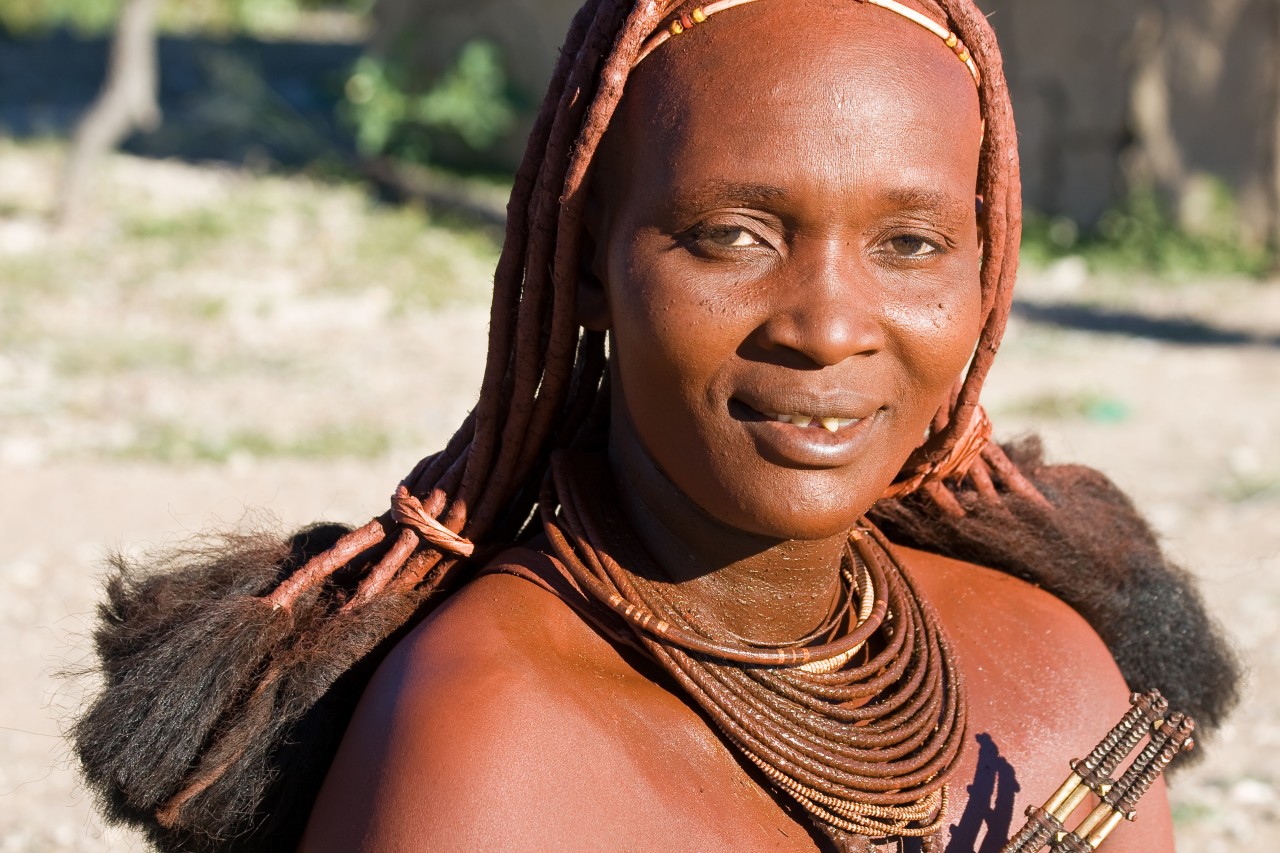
767, 412, 859, 430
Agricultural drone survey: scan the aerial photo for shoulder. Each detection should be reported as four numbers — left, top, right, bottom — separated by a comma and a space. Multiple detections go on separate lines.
298, 548, 672, 852
893, 545, 1176, 852
893, 543, 1126, 762
895, 543, 1111, 691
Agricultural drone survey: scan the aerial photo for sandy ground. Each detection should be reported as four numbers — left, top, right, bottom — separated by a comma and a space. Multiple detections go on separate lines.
1, 150, 1277, 852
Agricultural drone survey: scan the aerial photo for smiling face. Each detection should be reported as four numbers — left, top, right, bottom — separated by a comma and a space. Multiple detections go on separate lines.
586, 0, 985, 541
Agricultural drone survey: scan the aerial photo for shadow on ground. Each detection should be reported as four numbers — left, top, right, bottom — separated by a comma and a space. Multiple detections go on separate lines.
1012, 300, 1280, 348
2, 29, 361, 166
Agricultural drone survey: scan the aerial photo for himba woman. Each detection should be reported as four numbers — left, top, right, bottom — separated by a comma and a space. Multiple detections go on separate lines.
73, 0, 1241, 851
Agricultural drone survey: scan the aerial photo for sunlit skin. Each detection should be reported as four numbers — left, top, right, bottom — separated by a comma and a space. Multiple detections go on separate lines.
300, 2, 1175, 850
581, 0, 984, 643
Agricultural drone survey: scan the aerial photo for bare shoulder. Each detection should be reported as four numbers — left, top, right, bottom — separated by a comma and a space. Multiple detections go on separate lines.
894, 543, 1115, 693
297, 550, 697, 852
894, 545, 1176, 852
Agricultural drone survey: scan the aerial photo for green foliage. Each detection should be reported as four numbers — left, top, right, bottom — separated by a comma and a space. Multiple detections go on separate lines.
226, 0, 302, 35
999, 390, 1132, 424
1170, 800, 1218, 828
1023, 187, 1274, 279
0, 0, 371, 37
0, 0, 122, 36
1219, 472, 1280, 504
341, 42, 516, 163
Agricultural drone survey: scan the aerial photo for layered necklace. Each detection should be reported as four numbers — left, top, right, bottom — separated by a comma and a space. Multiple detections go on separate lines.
538, 453, 968, 853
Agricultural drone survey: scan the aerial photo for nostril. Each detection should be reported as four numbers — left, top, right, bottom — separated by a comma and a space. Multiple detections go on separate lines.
747, 307, 885, 369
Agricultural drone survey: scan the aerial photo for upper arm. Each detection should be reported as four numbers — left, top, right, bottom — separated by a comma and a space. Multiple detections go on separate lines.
295, 591, 503, 851
296, 574, 660, 853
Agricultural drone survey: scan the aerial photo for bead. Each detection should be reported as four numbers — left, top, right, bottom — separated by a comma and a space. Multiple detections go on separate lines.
546, 459, 962, 842
634, 0, 983, 89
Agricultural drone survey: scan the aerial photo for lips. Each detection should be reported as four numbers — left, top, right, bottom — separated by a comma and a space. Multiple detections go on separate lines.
729, 397, 883, 468
730, 390, 880, 425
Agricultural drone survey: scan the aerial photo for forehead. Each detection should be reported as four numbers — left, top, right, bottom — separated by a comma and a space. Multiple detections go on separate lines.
603, 0, 982, 204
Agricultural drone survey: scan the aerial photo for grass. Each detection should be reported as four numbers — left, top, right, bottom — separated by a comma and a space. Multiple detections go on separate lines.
996, 390, 1133, 424
325, 200, 498, 311
1022, 189, 1275, 281
122, 207, 242, 243
0, 139, 499, 465
55, 337, 197, 377
112, 421, 393, 464
1171, 800, 1219, 827
1218, 473, 1280, 504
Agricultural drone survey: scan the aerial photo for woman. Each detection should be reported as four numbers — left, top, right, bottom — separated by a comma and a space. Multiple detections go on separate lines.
74, 1, 1238, 851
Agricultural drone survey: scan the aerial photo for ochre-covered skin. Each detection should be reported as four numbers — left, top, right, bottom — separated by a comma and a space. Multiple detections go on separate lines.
300, 2, 1175, 850
304, 549, 1172, 851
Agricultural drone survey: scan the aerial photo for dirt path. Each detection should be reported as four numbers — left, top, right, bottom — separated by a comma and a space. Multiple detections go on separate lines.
1, 149, 1277, 851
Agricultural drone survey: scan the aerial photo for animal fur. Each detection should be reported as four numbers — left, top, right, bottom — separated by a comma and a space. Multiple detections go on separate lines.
870, 438, 1241, 748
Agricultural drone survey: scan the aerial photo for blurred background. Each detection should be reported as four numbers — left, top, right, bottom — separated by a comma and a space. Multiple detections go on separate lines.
0, 1, 1276, 850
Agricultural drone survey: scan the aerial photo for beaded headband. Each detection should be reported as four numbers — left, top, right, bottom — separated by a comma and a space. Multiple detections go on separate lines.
634, 0, 982, 88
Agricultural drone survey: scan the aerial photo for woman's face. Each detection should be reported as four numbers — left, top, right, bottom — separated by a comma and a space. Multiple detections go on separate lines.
587, 0, 985, 541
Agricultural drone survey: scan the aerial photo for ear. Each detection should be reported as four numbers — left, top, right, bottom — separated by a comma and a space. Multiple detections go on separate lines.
576, 190, 612, 332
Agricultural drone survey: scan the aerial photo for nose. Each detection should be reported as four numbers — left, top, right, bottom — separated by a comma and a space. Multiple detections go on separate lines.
747, 240, 886, 368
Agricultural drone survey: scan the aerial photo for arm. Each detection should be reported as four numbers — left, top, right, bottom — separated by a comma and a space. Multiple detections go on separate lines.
297, 577, 583, 852
296, 573, 680, 852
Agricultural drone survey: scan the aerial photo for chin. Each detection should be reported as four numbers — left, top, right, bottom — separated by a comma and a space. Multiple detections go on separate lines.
711, 471, 892, 542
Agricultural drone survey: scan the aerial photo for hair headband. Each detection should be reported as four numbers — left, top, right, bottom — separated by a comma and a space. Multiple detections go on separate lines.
634, 0, 982, 87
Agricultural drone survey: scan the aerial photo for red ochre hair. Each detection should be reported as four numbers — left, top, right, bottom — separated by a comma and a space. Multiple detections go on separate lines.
71, 2, 1238, 851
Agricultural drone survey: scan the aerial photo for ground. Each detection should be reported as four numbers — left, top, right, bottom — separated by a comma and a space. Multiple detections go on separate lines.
0, 143, 1276, 851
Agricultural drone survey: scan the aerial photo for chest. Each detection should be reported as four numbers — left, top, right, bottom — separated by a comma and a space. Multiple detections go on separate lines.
583, 650, 1102, 853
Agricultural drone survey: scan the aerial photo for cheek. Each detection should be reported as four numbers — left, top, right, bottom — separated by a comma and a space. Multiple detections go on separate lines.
884, 275, 984, 403
608, 241, 744, 394
605, 262, 708, 432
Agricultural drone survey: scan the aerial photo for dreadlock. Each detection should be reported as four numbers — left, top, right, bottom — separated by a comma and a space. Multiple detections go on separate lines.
72, 1, 1239, 850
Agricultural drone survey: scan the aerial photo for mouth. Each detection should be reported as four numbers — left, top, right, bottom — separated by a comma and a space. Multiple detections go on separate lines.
729, 398, 874, 432
729, 398, 883, 466
761, 412, 859, 433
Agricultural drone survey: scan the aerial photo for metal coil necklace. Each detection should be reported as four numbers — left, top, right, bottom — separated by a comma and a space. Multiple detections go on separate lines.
539, 453, 968, 852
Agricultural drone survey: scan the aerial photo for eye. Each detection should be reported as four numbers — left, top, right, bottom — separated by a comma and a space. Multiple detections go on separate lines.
681, 221, 776, 259
887, 234, 940, 258
703, 226, 762, 248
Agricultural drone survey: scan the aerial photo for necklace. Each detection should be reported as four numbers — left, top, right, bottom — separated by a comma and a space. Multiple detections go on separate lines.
539, 452, 968, 852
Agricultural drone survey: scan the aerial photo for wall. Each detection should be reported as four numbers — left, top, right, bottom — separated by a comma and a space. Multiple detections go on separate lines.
370, 0, 1280, 241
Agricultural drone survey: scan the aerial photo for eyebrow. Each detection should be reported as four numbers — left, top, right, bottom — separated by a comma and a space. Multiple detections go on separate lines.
663, 180, 974, 221
667, 180, 789, 214
879, 187, 974, 220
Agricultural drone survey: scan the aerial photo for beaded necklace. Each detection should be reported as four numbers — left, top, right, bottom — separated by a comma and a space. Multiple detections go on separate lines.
539, 452, 968, 852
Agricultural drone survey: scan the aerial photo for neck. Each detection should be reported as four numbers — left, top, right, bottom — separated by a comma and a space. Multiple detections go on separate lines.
606, 425, 849, 647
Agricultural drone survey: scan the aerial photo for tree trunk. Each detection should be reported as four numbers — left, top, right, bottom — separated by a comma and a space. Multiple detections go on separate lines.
1271, 0, 1280, 261
55, 0, 162, 229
